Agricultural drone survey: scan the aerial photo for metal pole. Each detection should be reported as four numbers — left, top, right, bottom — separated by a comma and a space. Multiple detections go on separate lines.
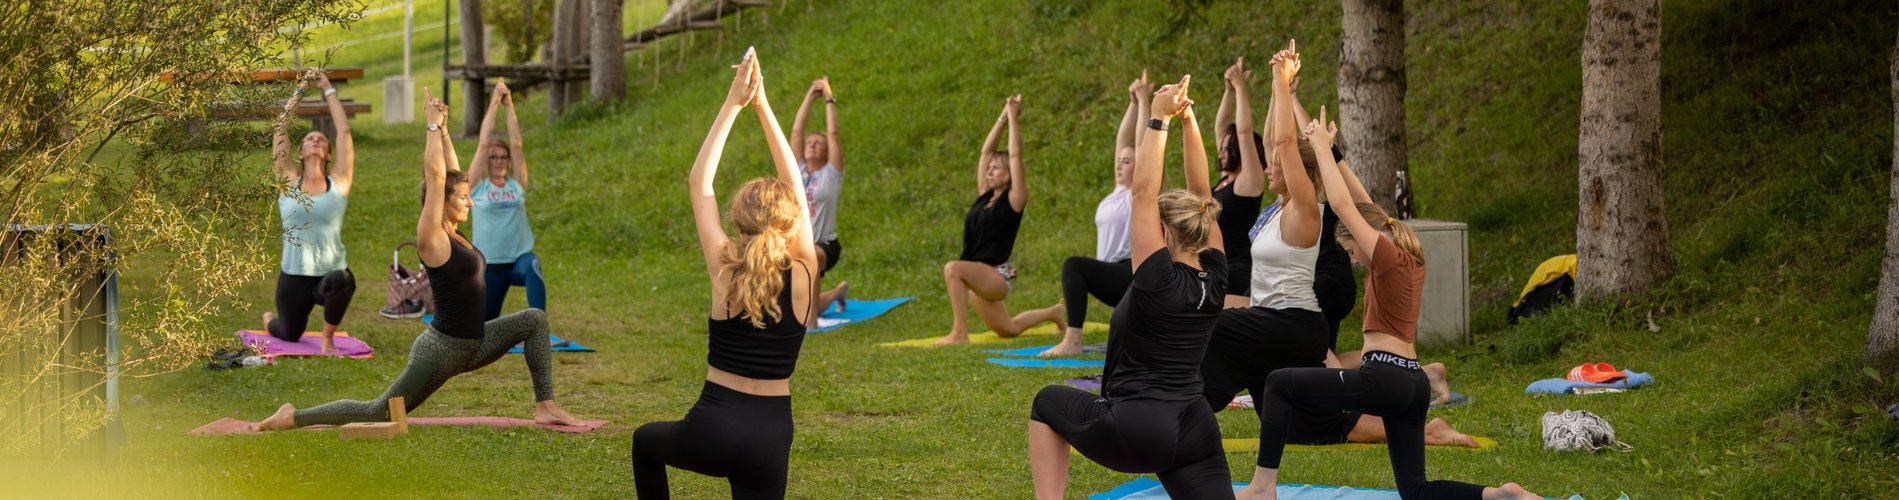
403, 0, 414, 78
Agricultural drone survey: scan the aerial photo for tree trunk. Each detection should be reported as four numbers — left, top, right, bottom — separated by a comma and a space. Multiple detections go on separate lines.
590, 0, 625, 102
1577, 0, 1672, 298
549, 0, 588, 114
458, 0, 487, 136
1338, 0, 1408, 217
1869, 27, 1899, 359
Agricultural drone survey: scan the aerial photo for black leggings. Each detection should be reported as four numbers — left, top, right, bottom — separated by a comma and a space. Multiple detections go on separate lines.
1313, 272, 1358, 346
633, 381, 794, 499
1031, 385, 1233, 499
1060, 257, 1133, 329
1258, 352, 1486, 500
269, 269, 356, 342
1199, 307, 1331, 466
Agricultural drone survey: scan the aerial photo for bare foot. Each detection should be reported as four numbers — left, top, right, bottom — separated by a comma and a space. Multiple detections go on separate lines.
1037, 339, 1083, 358
534, 400, 585, 426
1235, 483, 1278, 500
833, 281, 850, 312
251, 403, 298, 432
1424, 362, 1453, 405
1425, 417, 1479, 448
320, 338, 337, 355
932, 332, 970, 346
261, 312, 276, 332
1491, 483, 1539, 500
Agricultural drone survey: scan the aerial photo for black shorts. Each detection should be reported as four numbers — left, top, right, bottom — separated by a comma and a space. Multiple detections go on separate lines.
816, 239, 843, 276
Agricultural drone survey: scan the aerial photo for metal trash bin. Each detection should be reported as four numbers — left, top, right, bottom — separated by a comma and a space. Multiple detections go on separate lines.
1407, 219, 1469, 347
1, 224, 121, 460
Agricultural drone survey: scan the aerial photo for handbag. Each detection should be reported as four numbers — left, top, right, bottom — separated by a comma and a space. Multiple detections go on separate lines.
381, 241, 433, 317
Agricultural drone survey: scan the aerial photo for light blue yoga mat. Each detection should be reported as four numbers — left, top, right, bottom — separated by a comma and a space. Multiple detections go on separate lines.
986, 343, 1109, 357
986, 358, 1104, 369
1525, 371, 1654, 395
418, 314, 592, 353
809, 297, 912, 333
1090, 477, 1600, 500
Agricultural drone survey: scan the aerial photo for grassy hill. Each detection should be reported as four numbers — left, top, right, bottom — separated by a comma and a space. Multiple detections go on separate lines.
9, 0, 1897, 497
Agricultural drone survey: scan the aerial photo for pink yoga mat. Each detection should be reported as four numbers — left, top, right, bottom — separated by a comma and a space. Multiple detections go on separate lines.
190, 416, 608, 436
235, 330, 374, 359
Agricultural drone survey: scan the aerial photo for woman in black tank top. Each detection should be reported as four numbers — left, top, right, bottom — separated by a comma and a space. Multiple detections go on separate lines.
631, 51, 821, 500
932, 95, 1065, 347
1212, 57, 1268, 309
252, 90, 585, 432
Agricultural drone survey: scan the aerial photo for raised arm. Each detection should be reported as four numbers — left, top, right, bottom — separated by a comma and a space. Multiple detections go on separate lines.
1270, 44, 1321, 248
468, 80, 505, 182
312, 71, 355, 196
1336, 159, 1374, 205
1215, 60, 1236, 148
416, 91, 452, 267
1131, 77, 1191, 270
753, 65, 818, 266
1004, 95, 1028, 211
690, 55, 759, 282
270, 75, 306, 183
790, 79, 818, 158
1117, 72, 1152, 155
1306, 110, 1378, 258
1179, 99, 1222, 255
977, 101, 1007, 192
1228, 58, 1265, 197
503, 85, 528, 189
818, 78, 843, 171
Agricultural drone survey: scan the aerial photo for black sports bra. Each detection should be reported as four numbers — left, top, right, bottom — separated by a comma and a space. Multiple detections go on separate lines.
706, 263, 812, 380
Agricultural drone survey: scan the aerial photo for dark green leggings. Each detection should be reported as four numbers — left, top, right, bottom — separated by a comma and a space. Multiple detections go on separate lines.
293, 308, 555, 426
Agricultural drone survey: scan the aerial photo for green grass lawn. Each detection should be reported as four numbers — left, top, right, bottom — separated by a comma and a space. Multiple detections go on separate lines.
7, 0, 1899, 497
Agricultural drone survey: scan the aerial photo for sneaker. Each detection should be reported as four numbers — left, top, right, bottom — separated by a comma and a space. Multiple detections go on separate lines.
380, 298, 425, 319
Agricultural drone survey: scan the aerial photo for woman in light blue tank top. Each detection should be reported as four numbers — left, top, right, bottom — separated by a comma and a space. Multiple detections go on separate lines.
468, 81, 548, 322
257, 69, 358, 355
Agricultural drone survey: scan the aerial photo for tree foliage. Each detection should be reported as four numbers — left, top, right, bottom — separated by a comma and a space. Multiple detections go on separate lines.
0, 0, 364, 454
488, 0, 561, 64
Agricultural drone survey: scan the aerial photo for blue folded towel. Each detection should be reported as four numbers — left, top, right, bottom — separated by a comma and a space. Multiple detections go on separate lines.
986, 358, 1105, 369
809, 297, 913, 333
1525, 371, 1654, 395
1090, 477, 1601, 500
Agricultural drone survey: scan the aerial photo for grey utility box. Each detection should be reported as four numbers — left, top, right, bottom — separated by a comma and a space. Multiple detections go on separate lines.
1408, 219, 1469, 346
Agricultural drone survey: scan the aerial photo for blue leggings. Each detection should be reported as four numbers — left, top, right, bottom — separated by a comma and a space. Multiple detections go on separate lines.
484, 252, 547, 322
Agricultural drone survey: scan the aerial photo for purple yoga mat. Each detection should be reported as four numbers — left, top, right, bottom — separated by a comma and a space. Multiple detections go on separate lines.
235, 330, 375, 359
1066, 375, 1102, 391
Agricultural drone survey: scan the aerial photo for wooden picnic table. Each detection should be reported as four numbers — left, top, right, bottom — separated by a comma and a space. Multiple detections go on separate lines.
163, 67, 372, 138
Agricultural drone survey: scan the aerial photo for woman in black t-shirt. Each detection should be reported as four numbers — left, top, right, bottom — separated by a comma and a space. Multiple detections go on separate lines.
1027, 76, 1237, 499
933, 95, 1063, 346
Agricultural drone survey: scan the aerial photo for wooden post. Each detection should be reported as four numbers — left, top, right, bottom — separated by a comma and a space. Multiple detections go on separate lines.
459, 0, 489, 136
387, 396, 409, 434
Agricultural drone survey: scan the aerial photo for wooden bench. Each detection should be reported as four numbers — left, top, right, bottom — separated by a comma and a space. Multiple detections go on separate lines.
164, 68, 372, 138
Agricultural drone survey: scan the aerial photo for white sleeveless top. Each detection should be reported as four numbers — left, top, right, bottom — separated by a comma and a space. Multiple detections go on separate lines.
1094, 187, 1132, 262
1248, 208, 1320, 311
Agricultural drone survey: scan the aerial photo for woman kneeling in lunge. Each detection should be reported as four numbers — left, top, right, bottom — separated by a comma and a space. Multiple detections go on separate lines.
1027, 76, 1237, 499
630, 51, 817, 500
253, 90, 582, 431
934, 95, 1063, 345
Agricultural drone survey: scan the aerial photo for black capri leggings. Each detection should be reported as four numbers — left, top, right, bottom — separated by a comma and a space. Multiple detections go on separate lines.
633, 381, 794, 499
1257, 352, 1486, 500
269, 269, 356, 342
1061, 257, 1133, 329
1031, 385, 1232, 499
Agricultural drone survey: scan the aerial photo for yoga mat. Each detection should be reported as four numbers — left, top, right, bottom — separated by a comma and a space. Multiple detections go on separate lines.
810, 297, 913, 333
506, 334, 595, 354
1066, 375, 1102, 391
1090, 477, 1598, 500
988, 358, 1105, 369
878, 321, 1108, 348
189, 416, 608, 436
985, 344, 1104, 357
1525, 371, 1654, 395
1431, 391, 1473, 409
234, 330, 373, 359
1219, 436, 1499, 452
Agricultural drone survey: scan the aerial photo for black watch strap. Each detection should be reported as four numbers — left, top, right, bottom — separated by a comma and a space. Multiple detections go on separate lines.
1148, 118, 1168, 131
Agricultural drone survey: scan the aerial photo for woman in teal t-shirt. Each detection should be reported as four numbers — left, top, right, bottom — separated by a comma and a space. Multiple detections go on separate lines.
469, 80, 545, 321
259, 69, 357, 355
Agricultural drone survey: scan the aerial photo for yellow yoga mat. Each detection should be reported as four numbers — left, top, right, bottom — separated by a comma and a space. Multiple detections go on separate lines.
878, 322, 1108, 347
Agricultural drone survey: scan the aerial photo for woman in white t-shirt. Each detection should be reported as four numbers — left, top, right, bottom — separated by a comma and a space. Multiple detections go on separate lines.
1037, 73, 1149, 357
791, 77, 850, 316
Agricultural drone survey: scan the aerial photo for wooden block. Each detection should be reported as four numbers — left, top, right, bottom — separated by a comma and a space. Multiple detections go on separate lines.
386, 397, 409, 435
339, 422, 401, 441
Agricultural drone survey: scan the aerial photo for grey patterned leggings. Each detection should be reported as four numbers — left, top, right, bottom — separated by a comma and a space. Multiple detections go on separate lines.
293, 308, 556, 427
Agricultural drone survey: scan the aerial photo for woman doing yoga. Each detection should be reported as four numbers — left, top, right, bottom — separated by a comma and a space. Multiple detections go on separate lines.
252, 90, 584, 431
791, 76, 851, 314
1238, 103, 1540, 500
1028, 75, 1236, 500
630, 51, 818, 500
935, 95, 1062, 345
1212, 57, 1268, 309
467, 79, 550, 322
1037, 72, 1149, 357
259, 69, 358, 354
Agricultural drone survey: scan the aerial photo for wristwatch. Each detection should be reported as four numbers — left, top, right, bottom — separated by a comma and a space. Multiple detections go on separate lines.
1147, 118, 1168, 132
426, 122, 441, 133
322, 88, 338, 97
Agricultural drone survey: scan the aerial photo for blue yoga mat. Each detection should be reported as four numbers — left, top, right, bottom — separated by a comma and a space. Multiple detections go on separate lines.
809, 297, 912, 333
1525, 371, 1654, 395
986, 345, 1060, 357
1090, 477, 1598, 500
986, 358, 1104, 369
418, 314, 592, 353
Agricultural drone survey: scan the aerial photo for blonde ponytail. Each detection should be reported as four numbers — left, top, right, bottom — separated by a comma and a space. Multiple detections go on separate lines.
1158, 189, 1222, 256
1342, 202, 1426, 265
721, 178, 799, 328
